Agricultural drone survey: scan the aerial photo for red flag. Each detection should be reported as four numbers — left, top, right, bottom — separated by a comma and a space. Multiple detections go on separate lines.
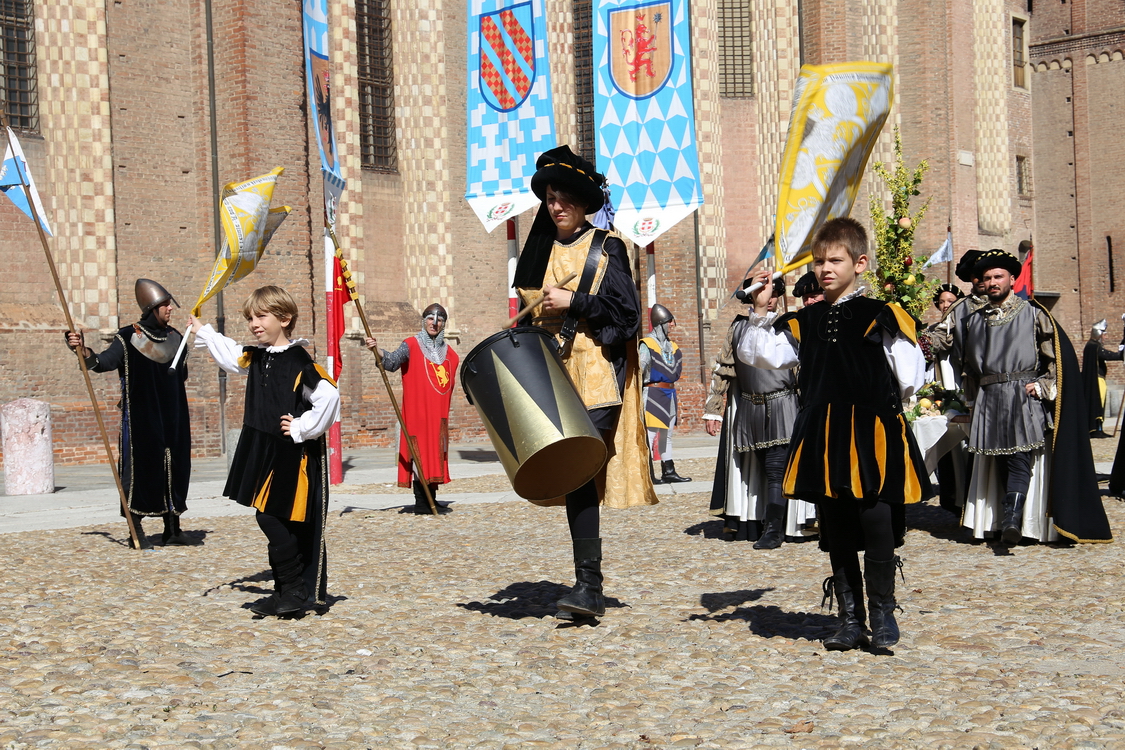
328, 254, 347, 380
1014, 247, 1034, 300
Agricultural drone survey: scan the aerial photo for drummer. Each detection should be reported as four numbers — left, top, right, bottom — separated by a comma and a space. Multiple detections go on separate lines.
513, 145, 658, 619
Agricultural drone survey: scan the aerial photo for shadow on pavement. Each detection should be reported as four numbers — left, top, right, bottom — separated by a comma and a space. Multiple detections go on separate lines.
457, 580, 627, 620
689, 603, 839, 641
683, 519, 727, 540
698, 588, 773, 613
457, 448, 499, 463
905, 500, 965, 543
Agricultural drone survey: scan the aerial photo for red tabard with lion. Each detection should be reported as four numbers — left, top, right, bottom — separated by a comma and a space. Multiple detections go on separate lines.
397, 337, 460, 487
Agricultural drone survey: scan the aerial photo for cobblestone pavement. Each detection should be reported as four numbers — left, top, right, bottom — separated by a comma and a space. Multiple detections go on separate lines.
2, 460, 1125, 748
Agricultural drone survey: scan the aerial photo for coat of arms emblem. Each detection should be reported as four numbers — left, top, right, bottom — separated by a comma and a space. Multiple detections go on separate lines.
608, 1, 673, 99
477, 2, 537, 112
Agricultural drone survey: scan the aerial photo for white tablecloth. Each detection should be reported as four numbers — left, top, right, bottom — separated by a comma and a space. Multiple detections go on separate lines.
911, 414, 969, 474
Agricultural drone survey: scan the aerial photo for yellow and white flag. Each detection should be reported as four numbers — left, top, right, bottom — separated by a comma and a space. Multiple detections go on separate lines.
192, 167, 292, 316
774, 62, 893, 273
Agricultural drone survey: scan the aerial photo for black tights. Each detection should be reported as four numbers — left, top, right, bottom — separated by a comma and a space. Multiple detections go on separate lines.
997, 451, 1033, 496
759, 444, 789, 504
565, 478, 600, 539
256, 511, 299, 552
821, 500, 896, 593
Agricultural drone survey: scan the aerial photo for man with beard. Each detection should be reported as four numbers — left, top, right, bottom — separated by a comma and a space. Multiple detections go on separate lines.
959, 250, 1111, 546
65, 279, 192, 546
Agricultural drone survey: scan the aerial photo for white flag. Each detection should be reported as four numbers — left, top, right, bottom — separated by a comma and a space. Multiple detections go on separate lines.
923, 232, 953, 268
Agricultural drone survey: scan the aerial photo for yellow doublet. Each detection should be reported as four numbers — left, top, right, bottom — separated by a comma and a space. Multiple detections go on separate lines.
518, 229, 621, 410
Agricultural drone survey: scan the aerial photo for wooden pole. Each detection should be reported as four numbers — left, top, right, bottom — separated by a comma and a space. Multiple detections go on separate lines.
1, 118, 145, 549
502, 272, 576, 329
326, 228, 442, 516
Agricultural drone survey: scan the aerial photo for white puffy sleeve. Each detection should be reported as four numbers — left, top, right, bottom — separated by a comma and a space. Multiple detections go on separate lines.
193, 324, 248, 374
287, 379, 341, 443
883, 329, 926, 400
735, 311, 799, 370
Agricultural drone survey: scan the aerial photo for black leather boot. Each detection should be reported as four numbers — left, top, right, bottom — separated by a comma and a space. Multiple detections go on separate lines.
753, 502, 785, 550
660, 460, 691, 483
1001, 492, 1026, 546
557, 538, 605, 617
162, 513, 188, 545
413, 480, 451, 515
128, 514, 152, 549
864, 555, 903, 649
251, 541, 308, 617
822, 571, 869, 651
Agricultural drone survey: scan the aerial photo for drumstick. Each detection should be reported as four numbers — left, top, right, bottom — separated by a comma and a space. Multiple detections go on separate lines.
504, 272, 577, 328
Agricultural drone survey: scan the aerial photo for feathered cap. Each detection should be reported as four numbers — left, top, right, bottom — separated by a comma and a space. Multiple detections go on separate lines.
513, 146, 613, 289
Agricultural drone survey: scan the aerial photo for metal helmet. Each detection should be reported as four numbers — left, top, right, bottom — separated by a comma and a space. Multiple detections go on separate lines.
650, 304, 674, 328
135, 279, 178, 315
422, 303, 448, 322
1093, 319, 1108, 337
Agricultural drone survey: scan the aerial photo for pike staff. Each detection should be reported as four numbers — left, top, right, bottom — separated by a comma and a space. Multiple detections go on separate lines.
327, 226, 442, 517
0, 114, 144, 550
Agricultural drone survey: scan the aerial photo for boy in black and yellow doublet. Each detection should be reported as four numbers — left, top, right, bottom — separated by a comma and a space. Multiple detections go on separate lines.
193, 287, 341, 616
738, 218, 930, 652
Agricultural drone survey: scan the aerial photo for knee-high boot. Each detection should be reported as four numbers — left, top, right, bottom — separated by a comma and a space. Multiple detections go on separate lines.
822, 570, 869, 651
1001, 492, 1026, 546
754, 485, 787, 550
250, 540, 308, 617
864, 555, 903, 649
556, 538, 605, 617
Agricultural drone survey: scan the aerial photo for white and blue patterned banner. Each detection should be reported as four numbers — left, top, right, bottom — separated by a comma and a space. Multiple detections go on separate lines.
466, 0, 556, 233
593, 0, 702, 246
302, 0, 346, 225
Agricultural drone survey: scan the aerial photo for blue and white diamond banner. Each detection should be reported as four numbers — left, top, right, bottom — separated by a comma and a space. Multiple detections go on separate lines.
466, 0, 556, 233
593, 0, 702, 246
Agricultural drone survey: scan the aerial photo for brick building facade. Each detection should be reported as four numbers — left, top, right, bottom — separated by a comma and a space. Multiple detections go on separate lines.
0, 0, 1118, 467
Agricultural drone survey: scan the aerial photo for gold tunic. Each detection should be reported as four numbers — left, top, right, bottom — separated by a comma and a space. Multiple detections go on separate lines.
517, 227, 658, 510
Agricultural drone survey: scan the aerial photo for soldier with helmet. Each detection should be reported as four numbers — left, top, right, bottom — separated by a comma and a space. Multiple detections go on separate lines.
65, 279, 192, 546
365, 303, 460, 514
639, 304, 691, 484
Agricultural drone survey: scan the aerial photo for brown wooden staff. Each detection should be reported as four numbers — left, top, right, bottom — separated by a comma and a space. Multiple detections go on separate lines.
1, 114, 145, 549
502, 272, 576, 329
327, 226, 442, 516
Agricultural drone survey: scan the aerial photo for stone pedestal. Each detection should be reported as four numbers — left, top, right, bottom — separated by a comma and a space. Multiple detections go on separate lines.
1, 398, 55, 496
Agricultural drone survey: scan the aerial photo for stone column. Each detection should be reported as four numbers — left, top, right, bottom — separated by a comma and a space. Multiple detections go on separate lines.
1, 399, 54, 496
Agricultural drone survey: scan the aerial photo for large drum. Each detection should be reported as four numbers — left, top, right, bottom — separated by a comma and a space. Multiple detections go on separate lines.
461, 327, 607, 500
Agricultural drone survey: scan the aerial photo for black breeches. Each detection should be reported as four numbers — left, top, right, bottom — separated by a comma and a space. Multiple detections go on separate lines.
821, 498, 897, 591
256, 511, 299, 549
997, 451, 1033, 496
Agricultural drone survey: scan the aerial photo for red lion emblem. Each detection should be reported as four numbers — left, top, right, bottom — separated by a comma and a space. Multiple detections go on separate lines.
620, 12, 659, 82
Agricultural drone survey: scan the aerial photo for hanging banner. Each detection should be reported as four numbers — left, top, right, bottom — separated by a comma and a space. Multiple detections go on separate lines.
466, 0, 557, 232
302, 0, 346, 224
773, 62, 894, 272
593, 0, 702, 247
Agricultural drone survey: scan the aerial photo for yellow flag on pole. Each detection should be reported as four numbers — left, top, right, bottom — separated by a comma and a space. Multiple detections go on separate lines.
191, 167, 292, 316
773, 62, 894, 274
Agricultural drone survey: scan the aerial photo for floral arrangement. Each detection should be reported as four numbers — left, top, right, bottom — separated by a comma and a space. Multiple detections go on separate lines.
904, 382, 967, 422
864, 127, 939, 321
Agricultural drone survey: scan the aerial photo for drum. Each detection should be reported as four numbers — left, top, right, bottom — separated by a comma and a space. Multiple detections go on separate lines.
461, 326, 607, 500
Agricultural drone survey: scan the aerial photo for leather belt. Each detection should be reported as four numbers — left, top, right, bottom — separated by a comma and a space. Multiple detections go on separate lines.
978, 369, 1037, 386
741, 387, 796, 405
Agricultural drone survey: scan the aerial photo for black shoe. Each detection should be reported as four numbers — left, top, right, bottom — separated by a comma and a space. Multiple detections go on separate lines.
822, 573, 869, 651
660, 460, 691, 483
557, 538, 605, 617
864, 556, 903, 649
128, 515, 152, 550
1001, 492, 1026, 546
272, 552, 309, 616
412, 481, 451, 515
753, 503, 785, 550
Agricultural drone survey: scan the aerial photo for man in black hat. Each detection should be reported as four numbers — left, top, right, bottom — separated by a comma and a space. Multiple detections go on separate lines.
791, 271, 824, 306
513, 145, 657, 619
65, 279, 192, 546
958, 250, 1112, 545
639, 304, 690, 484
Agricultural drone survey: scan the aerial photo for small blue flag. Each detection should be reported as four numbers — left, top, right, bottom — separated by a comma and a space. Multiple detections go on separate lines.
0, 128, 53, 236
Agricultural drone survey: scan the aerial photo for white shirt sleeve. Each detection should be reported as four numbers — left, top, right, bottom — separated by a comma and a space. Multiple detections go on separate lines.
193, 324, 248, 374
735, 311, 800, 370
287, 379, 341, 443
883, 329, 926, 400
